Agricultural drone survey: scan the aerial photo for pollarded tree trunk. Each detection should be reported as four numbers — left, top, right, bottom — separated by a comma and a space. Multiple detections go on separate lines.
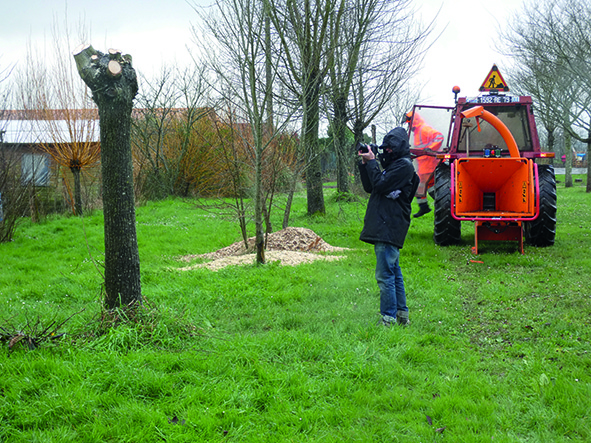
73, 44, 142, 310
71, 166, 82, 216
332, 94, 350, 194
564, 132, 573, 188
303, 81, 325, 216
255, 146, 265, 265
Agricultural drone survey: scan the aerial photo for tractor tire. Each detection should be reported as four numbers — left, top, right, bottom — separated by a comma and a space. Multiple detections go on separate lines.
433, 162, 461, 245
524, 164, 557, 246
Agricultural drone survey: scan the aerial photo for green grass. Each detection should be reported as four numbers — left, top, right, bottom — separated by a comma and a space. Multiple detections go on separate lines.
1, 176, 590, 442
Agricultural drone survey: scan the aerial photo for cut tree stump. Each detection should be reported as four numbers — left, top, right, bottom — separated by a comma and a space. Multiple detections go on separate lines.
73, 44, 142, 310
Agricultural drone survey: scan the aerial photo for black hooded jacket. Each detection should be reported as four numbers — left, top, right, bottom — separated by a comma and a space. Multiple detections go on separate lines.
358, 127, 419, 248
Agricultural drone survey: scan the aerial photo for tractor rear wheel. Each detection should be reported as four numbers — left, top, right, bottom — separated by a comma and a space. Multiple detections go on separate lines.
433, 162, 461, 245
524, 164, 557, 246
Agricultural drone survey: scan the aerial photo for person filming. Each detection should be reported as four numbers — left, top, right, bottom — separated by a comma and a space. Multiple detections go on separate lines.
357, 128, 419, 326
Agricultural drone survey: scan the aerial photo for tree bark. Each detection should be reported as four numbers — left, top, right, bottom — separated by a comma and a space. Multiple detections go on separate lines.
255, 153, 265, 265
333, 94, 350, 194
303, 80, 325, 215
73, 44, 141, 310
254, 122, 265, 265
565, 132, 573, 188
71, 167, 82, 216
282, 171, 299, 229
29, 185, 38, 223
547, 128, 555, 153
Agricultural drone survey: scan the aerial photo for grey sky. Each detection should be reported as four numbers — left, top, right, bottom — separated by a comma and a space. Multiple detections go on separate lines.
1, 0, 197, 77
418, 0, 525, 105
1, 0, 525, 107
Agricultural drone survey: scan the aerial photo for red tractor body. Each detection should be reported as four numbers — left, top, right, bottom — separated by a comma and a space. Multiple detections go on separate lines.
408, 90, 557, 253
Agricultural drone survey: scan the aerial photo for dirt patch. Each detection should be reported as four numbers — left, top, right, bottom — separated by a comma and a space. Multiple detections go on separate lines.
178, 227, 348, 271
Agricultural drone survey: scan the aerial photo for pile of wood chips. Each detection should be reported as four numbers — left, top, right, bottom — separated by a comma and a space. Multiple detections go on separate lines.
178, 227, 348, 271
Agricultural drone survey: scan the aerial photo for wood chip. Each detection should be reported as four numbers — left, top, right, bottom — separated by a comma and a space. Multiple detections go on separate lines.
178, 227, 349, 271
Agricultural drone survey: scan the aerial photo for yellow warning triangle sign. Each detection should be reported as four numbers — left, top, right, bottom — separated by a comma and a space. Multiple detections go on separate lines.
479, 64, 509, 92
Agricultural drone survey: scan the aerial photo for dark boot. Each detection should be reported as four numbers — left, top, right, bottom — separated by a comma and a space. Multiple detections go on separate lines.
396, 310, 410, 326
413, 202, 431, 218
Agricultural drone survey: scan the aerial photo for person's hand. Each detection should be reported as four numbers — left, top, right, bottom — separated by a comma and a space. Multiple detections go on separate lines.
358, 145, 375, 164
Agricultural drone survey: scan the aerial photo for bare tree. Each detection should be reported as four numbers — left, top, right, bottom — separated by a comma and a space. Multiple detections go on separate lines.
326, 0, 374, 196
501, 0, 591, 191
501, 1, 570, 185
132, 69, 179, 200
0, 69, 34, 242
503, 59, 562, 154
14, 16, 100, 215
325, 0, 430, 195
0, 141, 33, 242
193, 0, 296, 263
173, 66, 215, 196
268, 0, 346, 216
73, 45, 142, 310
347, 2, 430, 148
131, 64, 213, 200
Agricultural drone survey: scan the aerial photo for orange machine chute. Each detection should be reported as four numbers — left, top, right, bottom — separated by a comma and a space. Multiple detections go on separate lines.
460, 106, 520, 158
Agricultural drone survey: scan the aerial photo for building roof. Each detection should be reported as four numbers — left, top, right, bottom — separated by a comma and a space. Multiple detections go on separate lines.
0, 119, 99, 144
0, 107, 218, 144
0, 109, 99, 144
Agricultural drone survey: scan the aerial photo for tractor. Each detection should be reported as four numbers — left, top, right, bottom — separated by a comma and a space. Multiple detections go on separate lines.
407, 65, 557, 254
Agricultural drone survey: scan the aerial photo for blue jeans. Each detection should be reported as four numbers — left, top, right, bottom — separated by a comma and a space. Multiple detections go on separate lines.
374, 242, 407, 318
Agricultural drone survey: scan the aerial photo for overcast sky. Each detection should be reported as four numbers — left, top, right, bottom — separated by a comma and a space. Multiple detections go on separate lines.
1, 0, 525, 108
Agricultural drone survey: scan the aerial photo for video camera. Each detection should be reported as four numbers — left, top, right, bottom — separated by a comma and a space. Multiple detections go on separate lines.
356, 142, 378, 154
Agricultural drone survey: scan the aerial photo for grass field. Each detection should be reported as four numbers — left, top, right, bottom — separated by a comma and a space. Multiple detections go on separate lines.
1, 175, 590, 442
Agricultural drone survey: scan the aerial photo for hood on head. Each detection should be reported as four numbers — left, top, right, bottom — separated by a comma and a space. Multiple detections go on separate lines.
410, 112, 425, 130
378, 127, 410, 163
404, 111, 425, 129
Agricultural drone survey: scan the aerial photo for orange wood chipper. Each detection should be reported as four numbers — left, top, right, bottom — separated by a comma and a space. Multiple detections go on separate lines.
407, 66, 557, 254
